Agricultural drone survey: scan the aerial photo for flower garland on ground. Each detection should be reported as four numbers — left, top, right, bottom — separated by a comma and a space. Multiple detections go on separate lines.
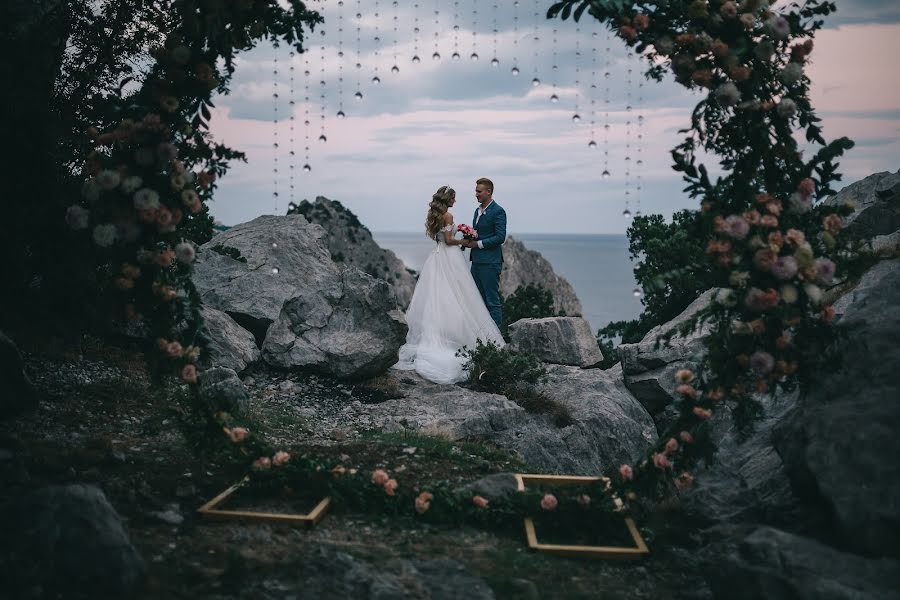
549, 0, 856, 502
67, 0, 321, 451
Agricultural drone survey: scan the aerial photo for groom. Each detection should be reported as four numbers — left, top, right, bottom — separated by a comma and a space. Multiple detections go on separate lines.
462, 177, 506, 328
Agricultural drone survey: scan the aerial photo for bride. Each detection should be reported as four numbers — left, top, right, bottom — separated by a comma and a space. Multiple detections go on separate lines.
394, 185, 505, 384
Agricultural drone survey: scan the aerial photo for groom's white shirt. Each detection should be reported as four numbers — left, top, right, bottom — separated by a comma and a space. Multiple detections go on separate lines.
474, 199, 494, 249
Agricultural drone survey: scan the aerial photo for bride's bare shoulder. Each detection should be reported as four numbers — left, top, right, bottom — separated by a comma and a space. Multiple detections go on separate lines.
442, 211, 454, 224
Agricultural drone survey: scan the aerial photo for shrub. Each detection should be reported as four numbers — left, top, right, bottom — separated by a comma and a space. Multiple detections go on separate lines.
501, 283, 557, 337
457, 340, 572, 427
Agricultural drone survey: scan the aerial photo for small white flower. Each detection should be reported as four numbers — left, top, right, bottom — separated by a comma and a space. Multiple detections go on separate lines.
714, 289, 738, 307
92, 223, 117, 248
81, 179, 101, 201
780, 284, 799, 304
133, 187, 160, 211
65, 205, 90, 230
175, 242, 196, 264
779, 62, 803, 86
803, 283, 823, 305
96, 169, 121, 191
181, 189, 199, 206
121, 176, 143, 194
777, 98, 797, 119
171, 174, 187, 190
788, 192, 812, 214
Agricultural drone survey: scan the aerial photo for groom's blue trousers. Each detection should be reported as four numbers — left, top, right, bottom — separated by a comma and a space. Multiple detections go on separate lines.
471, 263, 503, 328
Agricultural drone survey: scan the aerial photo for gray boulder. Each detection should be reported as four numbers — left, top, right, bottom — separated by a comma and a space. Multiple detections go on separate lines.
372, 365, 656, 475
507, 317, 603, 367
823, 169, 900, 244
0, 484, 146, 598
0, 329, 37, 418
776, 258, 900, 557
201, 305, 260, 373
618, 289, 717, 415
492, 363, 657, 475
457, 473, 519, 502
199, 366, 251, 415
501, 236, 583, 317
680, 391, 799, 527
704, 526, 900, 600
193, 215, 408, 379
293, 196, 418, 309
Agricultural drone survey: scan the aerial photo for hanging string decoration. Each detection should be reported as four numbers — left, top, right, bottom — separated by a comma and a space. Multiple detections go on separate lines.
303, 50, 311, 173
452, 1, 461, 60
413, 3, 421, 63
319, 33, 327, 143
511, 0, 520, 76
432, 0, 441, 61
623, 52, 633, 219
491, 2, 499, 67
392, 0, 400, 73
337, 0, 346, 118
470, 0, 478, 61
289, 47, 296, 207
550, 27, 558, 103
372, 1, 381, 84
589, 33, 597, 148
272, 41, 280, 213
354, 2, 364, 99
601, 30, 611, 179
572, 26, 581, 122
531, 1, 540, 86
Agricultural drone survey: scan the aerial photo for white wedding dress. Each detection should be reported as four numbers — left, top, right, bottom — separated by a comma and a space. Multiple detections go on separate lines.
394, 223, 505, 384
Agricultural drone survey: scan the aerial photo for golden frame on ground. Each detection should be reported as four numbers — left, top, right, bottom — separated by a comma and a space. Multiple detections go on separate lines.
515, 473, 649, 559
197, 477, 331, 526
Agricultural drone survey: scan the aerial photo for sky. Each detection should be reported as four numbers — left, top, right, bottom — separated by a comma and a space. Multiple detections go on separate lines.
207, 0, 900, 234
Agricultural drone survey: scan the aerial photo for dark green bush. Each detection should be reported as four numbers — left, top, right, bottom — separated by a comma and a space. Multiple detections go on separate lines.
501, 283, 557, 337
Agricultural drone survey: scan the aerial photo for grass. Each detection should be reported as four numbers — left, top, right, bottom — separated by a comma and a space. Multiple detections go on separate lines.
359, 429, 523, 467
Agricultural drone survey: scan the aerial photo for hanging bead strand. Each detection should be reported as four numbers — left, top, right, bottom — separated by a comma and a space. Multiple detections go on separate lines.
432, 0, 441, 61
601, 30, 610, 179
531, 0, 540, 87
354, 1, 363, 100
511, 0, 519, 76
372, 0, 381, 84
550, 27, 558, 103
470, 0, 478, 61
392, 0, 400, 73
491, 2, 499, 67
337, 1, 345, 118
272, 41, 280, 213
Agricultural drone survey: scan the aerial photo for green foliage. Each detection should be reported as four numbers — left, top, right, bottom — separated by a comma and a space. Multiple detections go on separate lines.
457, 340, 572, 427
210, 244, 247, 263
501, 283, 557, 337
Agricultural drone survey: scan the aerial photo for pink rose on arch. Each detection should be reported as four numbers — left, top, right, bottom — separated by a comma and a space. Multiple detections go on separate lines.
252, 456, 272, 470
371, 469, 389, 486
652, 452, 672, 470
619, 464, 634, 481
664, 438, 679, 454
540, 494, 559, 511
180, 364, 198, 384
384, 479, 398, 496
750, 351, 775, 375
472, 495, 489, 509
272, 450, 291, 467
814, 258, 836, 284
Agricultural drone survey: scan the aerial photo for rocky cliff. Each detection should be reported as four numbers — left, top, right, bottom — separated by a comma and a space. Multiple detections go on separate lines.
500, 236, 584, 316
289, 197, 417, 308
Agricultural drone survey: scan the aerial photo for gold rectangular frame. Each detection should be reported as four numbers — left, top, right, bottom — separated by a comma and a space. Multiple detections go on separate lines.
197, 477, 331, 526
515, 473, 649, 559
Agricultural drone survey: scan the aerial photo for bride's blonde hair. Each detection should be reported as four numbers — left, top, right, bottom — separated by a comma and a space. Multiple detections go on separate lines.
425, 185, 455, 239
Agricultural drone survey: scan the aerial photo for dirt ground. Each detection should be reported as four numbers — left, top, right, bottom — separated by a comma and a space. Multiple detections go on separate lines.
6, 336, 712, 599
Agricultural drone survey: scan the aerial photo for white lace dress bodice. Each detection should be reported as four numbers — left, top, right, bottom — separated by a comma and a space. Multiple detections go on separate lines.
393, 220, 504, 384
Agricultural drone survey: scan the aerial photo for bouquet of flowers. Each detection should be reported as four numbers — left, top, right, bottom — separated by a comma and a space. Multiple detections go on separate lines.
457, 223, 478, 239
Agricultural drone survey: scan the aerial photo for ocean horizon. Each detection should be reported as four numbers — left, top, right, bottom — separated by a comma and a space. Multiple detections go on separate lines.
371, 231, 644, 333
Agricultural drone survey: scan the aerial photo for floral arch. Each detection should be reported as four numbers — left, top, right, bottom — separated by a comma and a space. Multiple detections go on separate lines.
67, 0, 854, 514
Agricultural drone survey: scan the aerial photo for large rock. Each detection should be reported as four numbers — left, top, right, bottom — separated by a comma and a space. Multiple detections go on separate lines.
354, 375, 528, 439
704, 526, 900, 600
823, 169, 900, 246
192, 215, 408, 379
507, 317, 603, 367
680, 391, 799, 527
776, 258, 900, 557
0, 484, 146, 598
495, 363, 657, 475
199, 366, 251, 415
201, 305, 260, 373
618, 289, 717, 415
292, 196, 418, 309
262, 267, 408, 378
501, 236, 583, 317
0, 329, 38, 418
374, 365, 656, 475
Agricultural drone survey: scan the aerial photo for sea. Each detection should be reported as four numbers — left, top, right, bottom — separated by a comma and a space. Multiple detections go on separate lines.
371, 232, 644, 333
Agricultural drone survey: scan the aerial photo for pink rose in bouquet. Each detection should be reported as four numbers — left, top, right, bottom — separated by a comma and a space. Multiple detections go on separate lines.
457, 223, 478, 240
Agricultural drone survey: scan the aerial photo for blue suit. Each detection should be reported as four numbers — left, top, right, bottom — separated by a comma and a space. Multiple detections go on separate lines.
470, 201, 506, 327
